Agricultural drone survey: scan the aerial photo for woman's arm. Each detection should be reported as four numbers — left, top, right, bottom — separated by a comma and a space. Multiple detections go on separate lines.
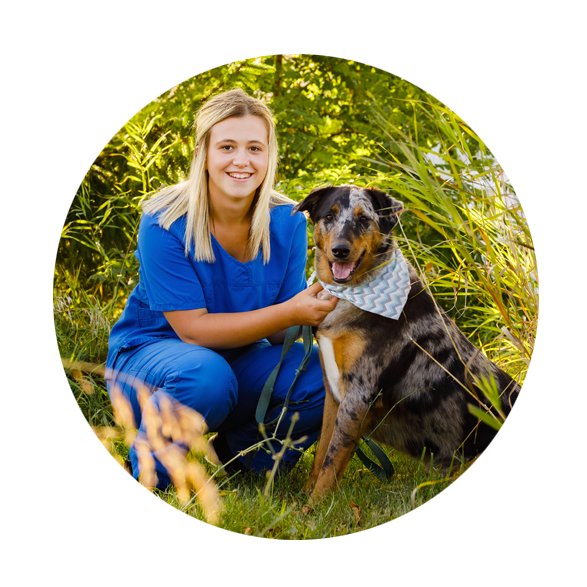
164, 282, 336, 349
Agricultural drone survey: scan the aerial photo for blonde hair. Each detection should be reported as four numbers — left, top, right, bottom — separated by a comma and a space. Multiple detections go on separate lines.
142, 88, 293, 263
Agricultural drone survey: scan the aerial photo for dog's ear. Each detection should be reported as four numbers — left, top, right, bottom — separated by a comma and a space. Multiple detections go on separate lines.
367, 187, 404, 234
291, 185, 336, 221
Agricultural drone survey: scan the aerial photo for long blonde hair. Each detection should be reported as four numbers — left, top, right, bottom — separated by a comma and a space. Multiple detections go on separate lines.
142, 88, 292, 263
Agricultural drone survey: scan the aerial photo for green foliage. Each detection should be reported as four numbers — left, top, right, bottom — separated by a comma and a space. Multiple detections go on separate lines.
365, 100, 537, 381
468, 371, 510, 431
55, 55, 450, 311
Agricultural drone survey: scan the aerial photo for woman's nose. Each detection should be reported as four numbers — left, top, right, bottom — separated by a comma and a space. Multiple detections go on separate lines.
232, 148, 249, 167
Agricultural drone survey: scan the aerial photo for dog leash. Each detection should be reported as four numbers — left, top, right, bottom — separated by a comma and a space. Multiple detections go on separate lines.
256, 322, 394, 481
255, 324, 314, 427
355, 438, 394, 480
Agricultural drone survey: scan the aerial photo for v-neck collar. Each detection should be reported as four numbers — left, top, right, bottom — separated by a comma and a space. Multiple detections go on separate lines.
210, 232, 260, 266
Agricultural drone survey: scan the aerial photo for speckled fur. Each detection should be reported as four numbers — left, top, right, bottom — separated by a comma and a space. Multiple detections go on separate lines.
292, 184, 520, 500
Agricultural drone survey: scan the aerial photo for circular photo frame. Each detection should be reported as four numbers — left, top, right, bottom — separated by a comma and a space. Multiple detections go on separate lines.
54, 54, 538, 540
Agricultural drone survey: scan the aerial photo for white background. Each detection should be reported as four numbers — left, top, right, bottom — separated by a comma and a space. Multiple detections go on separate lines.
2, 1, 586, 585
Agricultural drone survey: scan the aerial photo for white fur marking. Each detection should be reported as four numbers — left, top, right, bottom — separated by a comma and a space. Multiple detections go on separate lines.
317, 334, 341, 403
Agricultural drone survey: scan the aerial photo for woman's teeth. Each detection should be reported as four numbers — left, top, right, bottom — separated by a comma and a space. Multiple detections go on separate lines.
228, 172, 251, 179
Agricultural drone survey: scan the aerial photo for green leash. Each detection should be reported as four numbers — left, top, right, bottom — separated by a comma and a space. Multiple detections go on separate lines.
355, 437, 395, 480
255, 325, 394, 480
255, 325, 314, 427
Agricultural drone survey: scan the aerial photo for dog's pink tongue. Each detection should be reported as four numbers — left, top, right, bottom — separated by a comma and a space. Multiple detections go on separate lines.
332, 262, 354, 280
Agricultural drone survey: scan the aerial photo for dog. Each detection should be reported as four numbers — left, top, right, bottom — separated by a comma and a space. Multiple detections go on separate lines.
292, 184, 520, 500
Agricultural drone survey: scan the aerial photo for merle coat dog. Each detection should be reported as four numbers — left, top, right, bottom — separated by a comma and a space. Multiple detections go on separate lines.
292, 185, 519, 500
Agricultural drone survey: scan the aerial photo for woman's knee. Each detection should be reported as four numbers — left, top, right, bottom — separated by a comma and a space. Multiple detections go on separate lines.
165, 351, 238, 429
108, 342, 239, 430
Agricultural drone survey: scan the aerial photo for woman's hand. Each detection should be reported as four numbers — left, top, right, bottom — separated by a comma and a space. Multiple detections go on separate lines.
284, 282, 338, 327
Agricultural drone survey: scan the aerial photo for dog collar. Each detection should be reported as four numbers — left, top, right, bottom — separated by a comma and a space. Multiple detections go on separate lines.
312, 248, 411, 320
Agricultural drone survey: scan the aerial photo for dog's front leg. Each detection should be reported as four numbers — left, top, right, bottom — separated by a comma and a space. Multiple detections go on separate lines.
304, 388, 338, 493
310, 393, 371, 501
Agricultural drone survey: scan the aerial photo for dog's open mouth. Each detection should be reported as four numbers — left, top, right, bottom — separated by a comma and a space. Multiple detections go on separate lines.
329, 252, 365, 283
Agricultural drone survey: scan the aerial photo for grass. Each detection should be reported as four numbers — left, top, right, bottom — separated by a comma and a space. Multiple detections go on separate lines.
53, 95, 537, 538
60, 350, 464, 538
57, 327, 469, 538
168, 448, 461, 539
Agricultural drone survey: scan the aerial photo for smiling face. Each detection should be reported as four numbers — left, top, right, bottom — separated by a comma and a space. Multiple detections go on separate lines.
206, 114, 269, 209
293, 185, 403, 286
314, 188, 382, 284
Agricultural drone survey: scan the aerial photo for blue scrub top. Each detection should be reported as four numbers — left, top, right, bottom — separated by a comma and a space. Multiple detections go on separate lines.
106, 203, 308, 369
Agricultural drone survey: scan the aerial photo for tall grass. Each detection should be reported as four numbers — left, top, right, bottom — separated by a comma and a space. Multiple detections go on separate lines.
364, 98, 537, 385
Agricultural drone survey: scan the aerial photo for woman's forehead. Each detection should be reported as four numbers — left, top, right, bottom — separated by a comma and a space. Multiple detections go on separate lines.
209, 115, 268, 144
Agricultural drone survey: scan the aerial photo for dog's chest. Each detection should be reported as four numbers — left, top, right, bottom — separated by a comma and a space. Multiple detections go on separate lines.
316, 333, 342, 403
319, 297, 356, 329
316, 300, 368, 404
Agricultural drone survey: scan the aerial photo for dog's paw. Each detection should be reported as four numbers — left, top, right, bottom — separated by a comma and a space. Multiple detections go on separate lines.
317, 290, 334, 301
303, 475, 318, 494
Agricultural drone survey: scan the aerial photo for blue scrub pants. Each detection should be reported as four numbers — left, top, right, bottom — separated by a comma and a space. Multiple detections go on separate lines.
105, 338, 325, 489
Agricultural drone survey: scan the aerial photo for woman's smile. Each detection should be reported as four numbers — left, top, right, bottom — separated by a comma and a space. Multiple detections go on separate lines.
227, 172, 253, 180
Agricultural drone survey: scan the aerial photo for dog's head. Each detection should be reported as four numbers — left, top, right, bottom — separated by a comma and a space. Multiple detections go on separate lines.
292, 184, 404, 286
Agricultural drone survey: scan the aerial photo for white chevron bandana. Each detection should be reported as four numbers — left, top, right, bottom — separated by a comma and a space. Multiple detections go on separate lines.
312, 248, 411, 320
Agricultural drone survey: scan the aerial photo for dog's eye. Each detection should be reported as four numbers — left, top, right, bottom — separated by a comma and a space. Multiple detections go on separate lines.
359, 216, 368, 223
325, 214, 334, 221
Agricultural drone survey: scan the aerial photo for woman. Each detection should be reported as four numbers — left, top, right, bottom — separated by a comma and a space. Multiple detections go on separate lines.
105, 88, 337, 489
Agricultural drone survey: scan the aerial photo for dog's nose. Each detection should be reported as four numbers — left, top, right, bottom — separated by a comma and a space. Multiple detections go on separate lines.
332, 243, 351, 259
